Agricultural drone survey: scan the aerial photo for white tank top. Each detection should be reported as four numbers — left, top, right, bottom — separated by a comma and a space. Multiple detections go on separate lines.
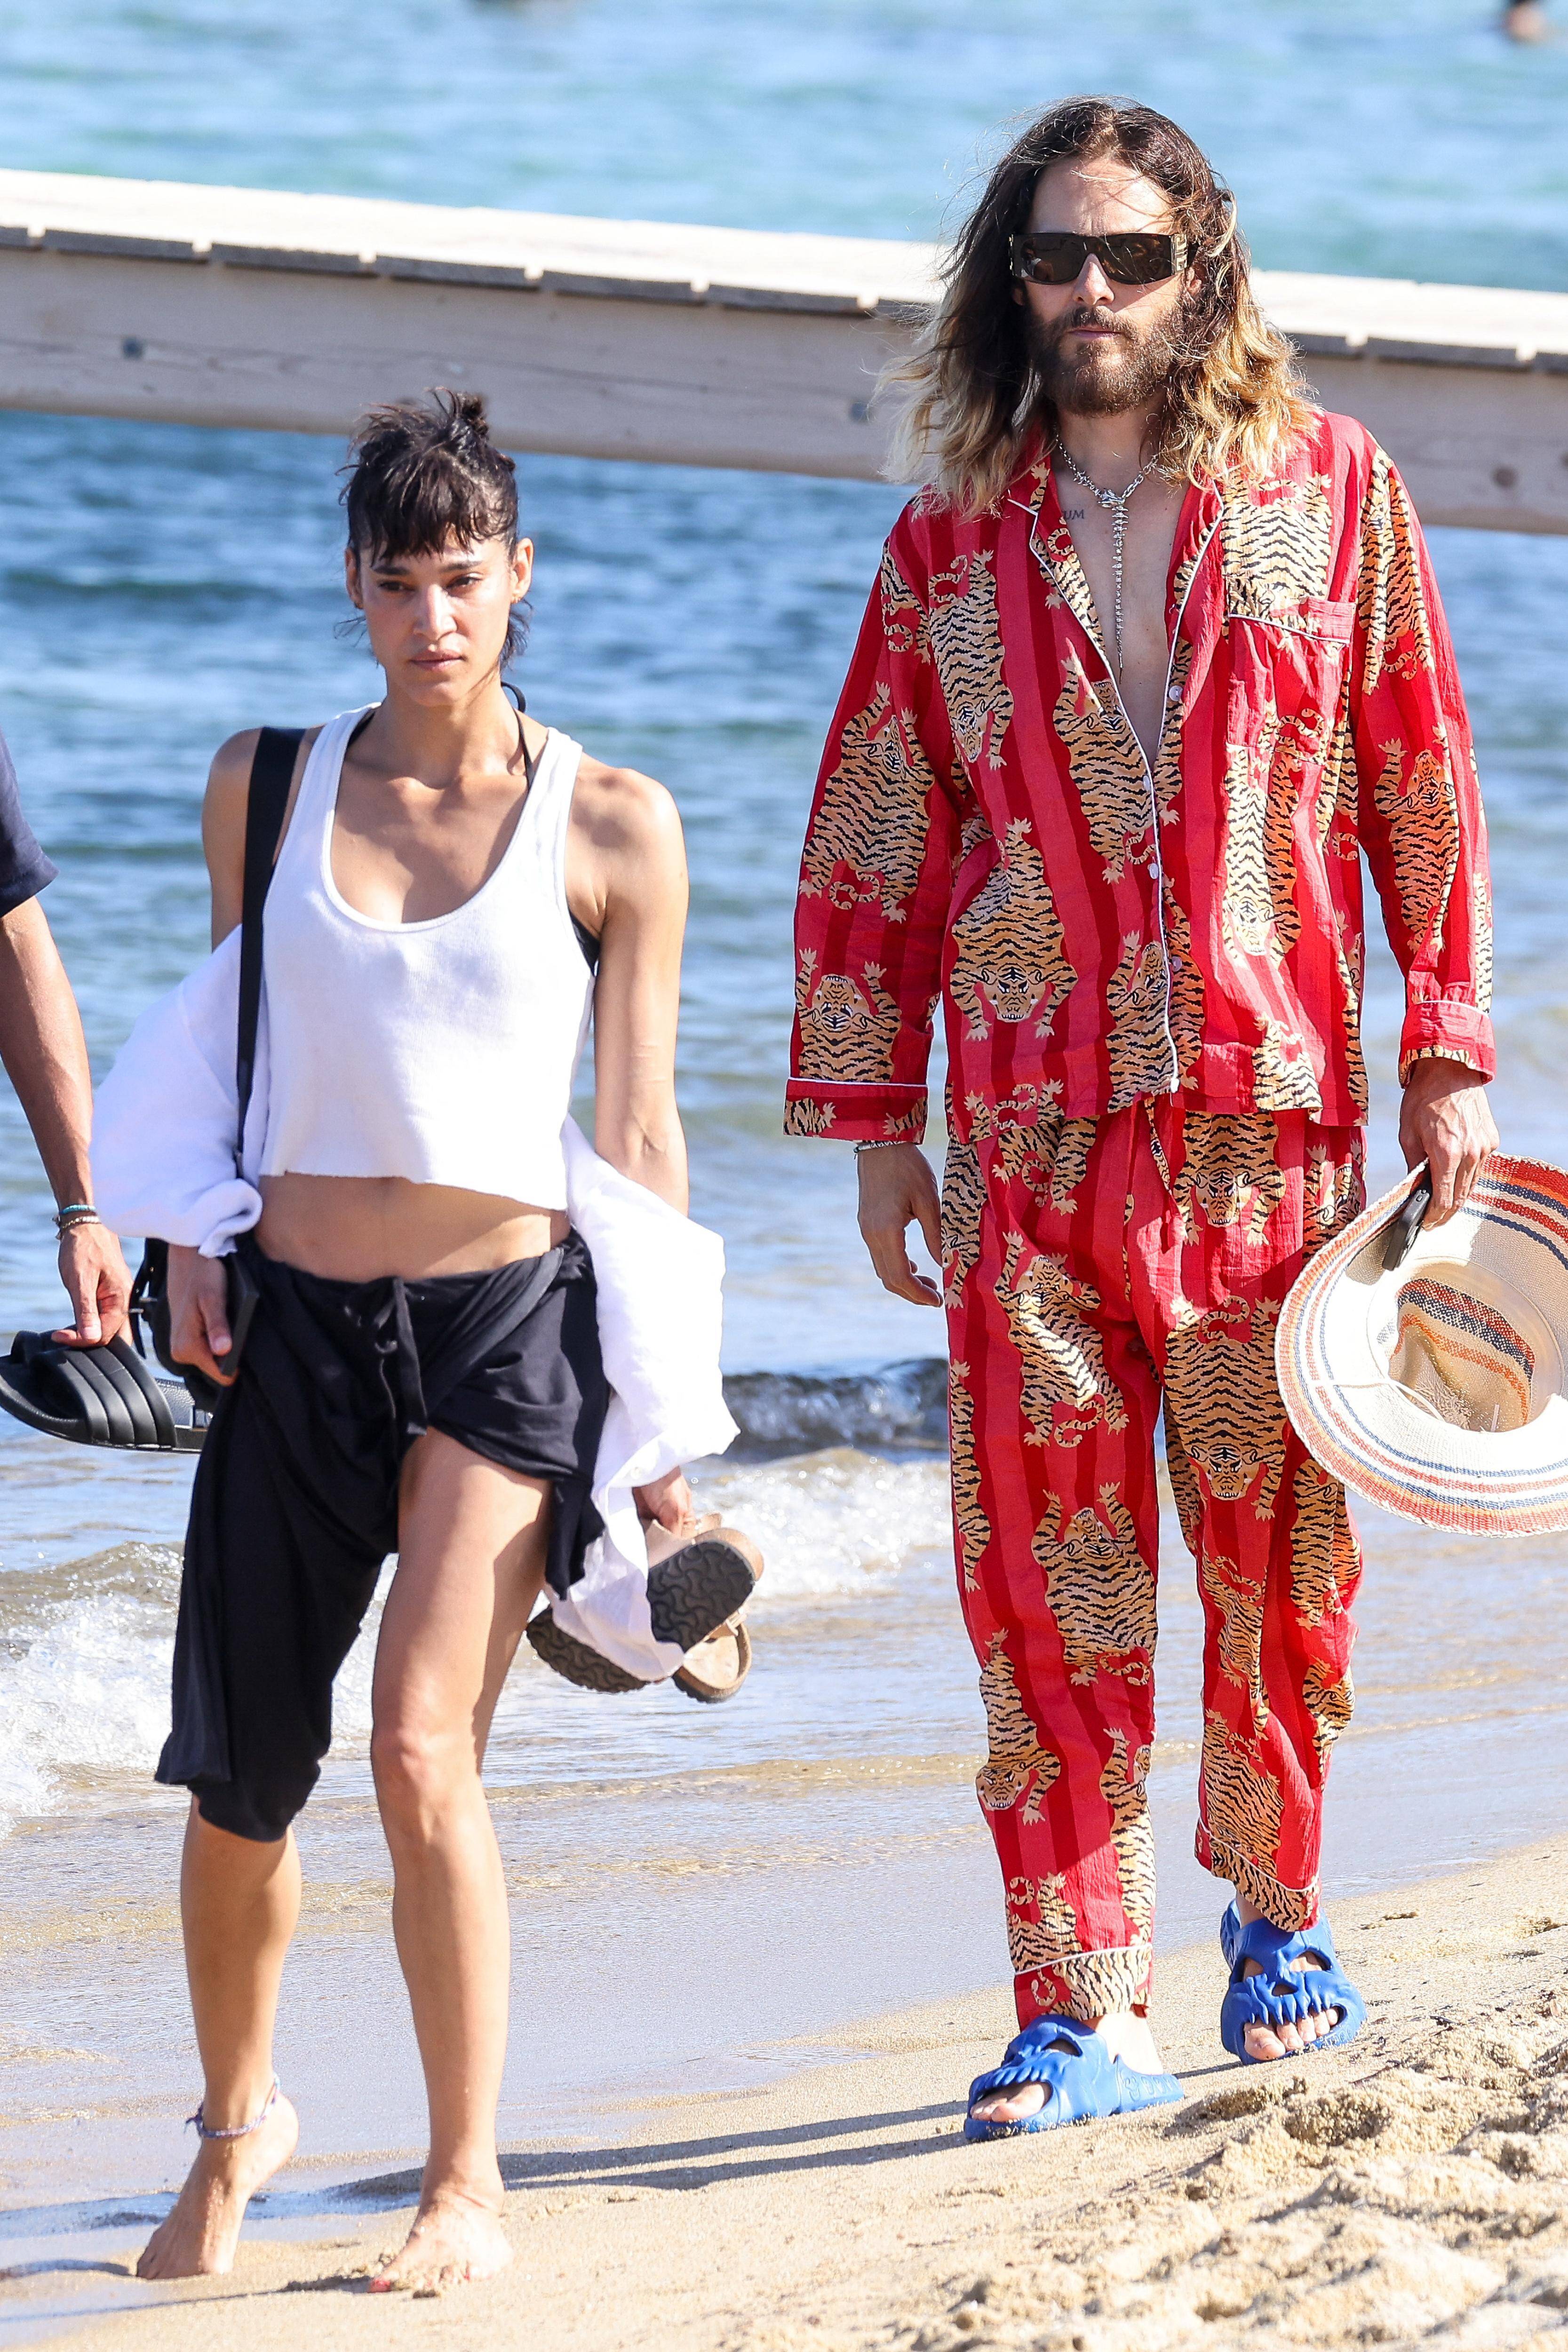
258, 706, 593, 1211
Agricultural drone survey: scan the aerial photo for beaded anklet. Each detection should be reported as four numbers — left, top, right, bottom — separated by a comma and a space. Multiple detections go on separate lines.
187, 2077, 279, 2141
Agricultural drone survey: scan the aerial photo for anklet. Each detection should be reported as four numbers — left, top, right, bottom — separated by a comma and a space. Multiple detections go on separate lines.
187, 2077, 279, 2140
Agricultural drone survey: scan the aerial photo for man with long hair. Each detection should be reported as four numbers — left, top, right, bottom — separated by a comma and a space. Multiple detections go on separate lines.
787, 98, 1496, 2131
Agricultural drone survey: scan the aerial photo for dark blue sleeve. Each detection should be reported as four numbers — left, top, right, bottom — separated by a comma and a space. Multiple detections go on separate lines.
0, 729, 58, 917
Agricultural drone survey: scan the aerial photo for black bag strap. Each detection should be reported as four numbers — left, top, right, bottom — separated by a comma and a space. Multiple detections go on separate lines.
235, 727, 305, 1168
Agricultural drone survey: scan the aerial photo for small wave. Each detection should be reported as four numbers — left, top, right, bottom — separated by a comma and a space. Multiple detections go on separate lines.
722, 1358, 947, 1458
691, 1446, 950, 1597
0, 1427, 954, 1828
0, 1545, 182, 1833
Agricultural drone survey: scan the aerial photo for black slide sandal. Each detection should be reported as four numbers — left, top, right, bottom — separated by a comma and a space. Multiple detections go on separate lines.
0, 1329, 207, 1451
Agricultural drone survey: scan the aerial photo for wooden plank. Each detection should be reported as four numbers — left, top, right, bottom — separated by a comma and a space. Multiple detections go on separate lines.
0, 168, 1564, 531
0, 250, 898, 477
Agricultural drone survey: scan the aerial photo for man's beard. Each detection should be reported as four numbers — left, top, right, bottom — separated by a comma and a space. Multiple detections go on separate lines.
1024, 300, 1184, 419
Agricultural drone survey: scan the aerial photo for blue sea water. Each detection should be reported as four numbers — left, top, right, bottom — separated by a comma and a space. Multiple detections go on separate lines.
0, 0, 1565, 2218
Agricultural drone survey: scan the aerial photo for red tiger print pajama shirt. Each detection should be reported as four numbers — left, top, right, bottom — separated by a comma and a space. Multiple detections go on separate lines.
786, 411, 1494, 2025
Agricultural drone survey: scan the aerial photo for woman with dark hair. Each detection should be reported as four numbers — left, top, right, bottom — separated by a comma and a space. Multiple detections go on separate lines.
95, 392, 754, 2290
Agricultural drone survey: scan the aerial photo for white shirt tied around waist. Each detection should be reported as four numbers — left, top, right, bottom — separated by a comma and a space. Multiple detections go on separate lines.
259, 707, 593, 1210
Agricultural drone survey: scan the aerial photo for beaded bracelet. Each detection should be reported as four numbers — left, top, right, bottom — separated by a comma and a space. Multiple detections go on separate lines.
55, 1203, 102, 1233
853, 1138, 913, 1154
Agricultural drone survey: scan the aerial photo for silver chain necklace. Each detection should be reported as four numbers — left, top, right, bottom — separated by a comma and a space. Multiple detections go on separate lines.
1053, 438, 1151, 677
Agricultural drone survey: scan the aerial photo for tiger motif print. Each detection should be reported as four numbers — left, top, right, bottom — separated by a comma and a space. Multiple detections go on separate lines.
1052, 653, 1151, 884
1371, 740, 1460, 953
949, 819, 1076, 1043
1251, 1018, 1322, 1114
976, 1631, 1061, 1822
1303, 1658, 1354, 1764
1358, 449, 1435, 691
1005, 1871, 1082, 1970
1314, 684, 1356, 850
1161, 892, 1206, 1091
1032, 1483, 1156, 1685
1473, 869, 1494, 1014
947, 1361, 990, 1593
1164, 1295, 1287, 1517
1101, 1727, 1155, 1940
1163, 1411, 1203, 1552
1201, 1710, 1283, 1870
1304, 1139, 1363, 1252
967, 1085, 1094, 1213
794, 950, 901, 1083
939, 1128, 986, 1308
1174, 1113, 1287, 1244
1105, 931, 1177, 1112
781, 1095, 836, 1136
926, 547, 1014, 773
1020, 1947, 1153, 2023
995, 1233, 1127, 1443
1289, 1458, 1360, 1626
1333, 933, 1371, 1117
1221, 472, 1334, 622
1221, 713, 1303, 967
1198, 1549, 1267, 1728
797, 682, 936, 919
876, 536, 929, 661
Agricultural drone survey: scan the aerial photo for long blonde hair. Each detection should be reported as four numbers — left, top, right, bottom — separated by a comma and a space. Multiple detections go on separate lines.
884, 97, 1313, 515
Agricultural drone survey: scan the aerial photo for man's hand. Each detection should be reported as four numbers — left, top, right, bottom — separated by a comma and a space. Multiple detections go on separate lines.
167, 1243, 236, 1385
1398, 1056, 1499, 1225
857, 1143, 943, 1307
52, 1223, 133, 1348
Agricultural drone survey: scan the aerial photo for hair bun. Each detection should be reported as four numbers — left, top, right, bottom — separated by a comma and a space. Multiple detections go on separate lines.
442, 389, 492, 444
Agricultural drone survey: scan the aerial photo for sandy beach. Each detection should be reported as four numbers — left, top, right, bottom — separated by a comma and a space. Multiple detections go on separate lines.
2, 1834, 1565, 2351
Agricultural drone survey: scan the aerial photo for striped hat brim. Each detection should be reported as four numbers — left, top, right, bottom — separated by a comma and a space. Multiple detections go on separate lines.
1276, 1155, 1568, 1538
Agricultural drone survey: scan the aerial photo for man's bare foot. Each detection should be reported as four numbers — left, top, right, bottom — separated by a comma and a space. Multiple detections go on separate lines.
370, 2188, 513, 2296
136, 2090, 298, 2280
1235, 1897, 1342, 2061
969, 2010, 1167, 2127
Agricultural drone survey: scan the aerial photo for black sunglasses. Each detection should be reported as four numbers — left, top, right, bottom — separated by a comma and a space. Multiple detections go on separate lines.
1009, 230, 1188, 287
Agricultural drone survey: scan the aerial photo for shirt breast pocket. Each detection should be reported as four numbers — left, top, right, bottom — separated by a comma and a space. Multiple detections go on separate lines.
1225, 595, 1356, 737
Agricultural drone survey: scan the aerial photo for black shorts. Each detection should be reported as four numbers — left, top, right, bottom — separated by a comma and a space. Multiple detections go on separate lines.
158, 1229, 608, 1842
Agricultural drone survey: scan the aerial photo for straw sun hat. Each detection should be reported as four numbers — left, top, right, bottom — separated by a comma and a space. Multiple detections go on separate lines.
1277, 1155, 1568, 1538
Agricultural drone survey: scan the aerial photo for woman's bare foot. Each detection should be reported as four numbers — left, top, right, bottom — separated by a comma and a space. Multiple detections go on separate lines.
968, 2010, 1167, 2127
136, 2090, 298, 2280
370, 2188, 513, 2296
1236, 1896, 1342, 2061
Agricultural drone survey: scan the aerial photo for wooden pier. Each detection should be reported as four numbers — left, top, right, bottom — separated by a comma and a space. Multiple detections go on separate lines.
1, 167, 1566, 533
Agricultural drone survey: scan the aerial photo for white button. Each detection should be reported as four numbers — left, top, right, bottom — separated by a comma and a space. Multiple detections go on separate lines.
1167, 683, 1182, 703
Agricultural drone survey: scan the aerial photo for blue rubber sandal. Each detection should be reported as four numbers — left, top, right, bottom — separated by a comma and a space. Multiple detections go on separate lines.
963, 2014, 1183, 2141
1218, 1902, 1366, 2064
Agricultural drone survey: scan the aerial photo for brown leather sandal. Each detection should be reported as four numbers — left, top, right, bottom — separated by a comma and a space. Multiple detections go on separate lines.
672, 1617, 753, 1704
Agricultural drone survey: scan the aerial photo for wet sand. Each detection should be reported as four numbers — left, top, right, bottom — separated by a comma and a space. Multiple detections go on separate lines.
5, 1836, 1568, 2351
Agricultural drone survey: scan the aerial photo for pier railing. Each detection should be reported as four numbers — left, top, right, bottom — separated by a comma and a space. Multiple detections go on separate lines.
2, 169, 1565, 534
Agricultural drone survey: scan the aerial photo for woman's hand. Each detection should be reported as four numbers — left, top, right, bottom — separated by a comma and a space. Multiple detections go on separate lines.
168, 1243, 237, 1385
634, 1465, 695, 1543
636, 1466, 701, 1567
857, 1144, 943, 1307
52, 1223, 133, 1347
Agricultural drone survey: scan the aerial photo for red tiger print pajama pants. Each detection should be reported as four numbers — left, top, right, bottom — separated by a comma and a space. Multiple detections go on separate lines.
942, 1098, 1366, 2027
